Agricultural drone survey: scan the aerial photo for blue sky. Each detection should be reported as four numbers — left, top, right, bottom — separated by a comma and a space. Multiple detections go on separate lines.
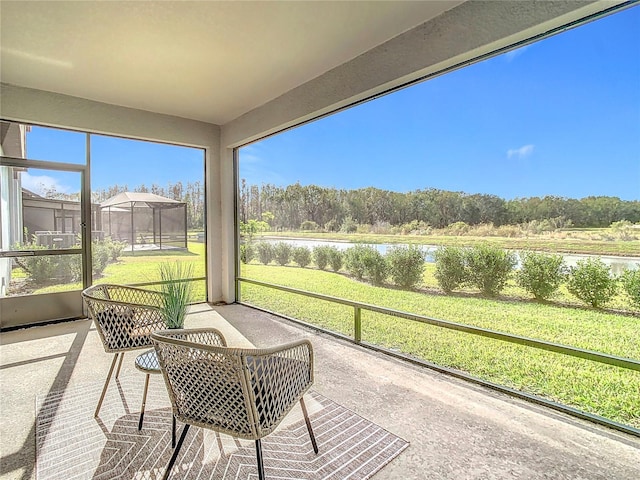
22, 6, 639, 201
24, 130, 204, 196
240, 6, 640, 200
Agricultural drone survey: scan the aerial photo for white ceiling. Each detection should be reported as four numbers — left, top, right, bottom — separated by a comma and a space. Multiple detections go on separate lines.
0, 1, 461, 125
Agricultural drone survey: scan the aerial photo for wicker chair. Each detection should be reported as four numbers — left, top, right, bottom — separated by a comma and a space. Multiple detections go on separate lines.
82, 284, 169, 418
151, 328, 319, 480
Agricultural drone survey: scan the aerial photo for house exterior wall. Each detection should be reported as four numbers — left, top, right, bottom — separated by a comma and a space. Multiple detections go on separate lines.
0, 124, 26, 297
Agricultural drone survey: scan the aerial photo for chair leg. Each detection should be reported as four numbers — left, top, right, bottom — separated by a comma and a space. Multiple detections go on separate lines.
138, 373, 150, 430
162, 424, 190, 480
172, 415, 176, 448
255, 439, 265, 480
115, 352, 125, 378
300, 397, 319, 454
95, 354, 119, 418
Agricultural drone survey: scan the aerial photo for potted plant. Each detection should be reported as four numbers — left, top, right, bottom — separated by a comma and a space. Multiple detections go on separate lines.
158, 261, 194, 328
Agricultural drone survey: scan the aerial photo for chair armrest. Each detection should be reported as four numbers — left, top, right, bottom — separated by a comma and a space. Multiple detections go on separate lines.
151, 328, 228, 348
245, 340, 314, 433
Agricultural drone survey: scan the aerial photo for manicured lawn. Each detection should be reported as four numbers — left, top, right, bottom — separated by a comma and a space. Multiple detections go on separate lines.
240, 263, 640, 428
32, 242, 207, 300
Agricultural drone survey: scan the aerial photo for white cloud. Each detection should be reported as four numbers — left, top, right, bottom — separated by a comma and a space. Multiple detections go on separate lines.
507, 144, 534, 159
504, 45, 530, 62
21, 172, 71, 196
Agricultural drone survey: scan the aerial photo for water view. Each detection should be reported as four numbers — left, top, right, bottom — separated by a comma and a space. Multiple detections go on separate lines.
262, 237, 639, 275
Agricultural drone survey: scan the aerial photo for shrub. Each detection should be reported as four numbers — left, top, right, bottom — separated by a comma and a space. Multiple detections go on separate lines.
105, 238, 126, 261
496, 224, 521, 238
465, 244, 516, 296
611, 220, 635, 241
620, 268, 640, 309
255, 242, 274, 265
300, 220, 319, 231
371, 221, 392, 234
240, 243, 255, 264
15, 238, 121, 284
324, 219, 339, 232
273, 242, 293, 266
344, 245, 368, 279
387, 245, 426, 289
92, 241, 111, 276
67, 254, 83, 282
567, 258, 617, 308
327, 247, 343, 272
313, 246, 332, 270
339, 216, 357, 233
398, 220, 431, 235
447, 221, 470, 236
363, 249, 388, 285
292, 246, 312, 268
516, 251, 566, 300
433, 246, 467, 293
345, 245, 387, 285
21, 255, 56, 284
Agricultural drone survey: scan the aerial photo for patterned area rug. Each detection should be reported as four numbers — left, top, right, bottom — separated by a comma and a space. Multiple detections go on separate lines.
36, 374, 408, 479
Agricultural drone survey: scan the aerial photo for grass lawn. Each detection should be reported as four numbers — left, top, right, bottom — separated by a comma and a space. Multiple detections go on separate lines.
31, 242, 208, 301
240, 263, 640, 428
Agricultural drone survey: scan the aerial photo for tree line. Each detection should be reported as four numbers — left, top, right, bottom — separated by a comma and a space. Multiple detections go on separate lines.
240, 180, 640, 230
38, 177, 638, 233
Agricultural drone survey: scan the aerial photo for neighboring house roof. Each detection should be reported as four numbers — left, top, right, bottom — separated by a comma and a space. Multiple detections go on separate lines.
101, 192, 184, 209
22, 188, 45, 199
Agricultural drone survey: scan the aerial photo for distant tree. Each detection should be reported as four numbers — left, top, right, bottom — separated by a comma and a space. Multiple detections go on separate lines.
240, 219, 269, 241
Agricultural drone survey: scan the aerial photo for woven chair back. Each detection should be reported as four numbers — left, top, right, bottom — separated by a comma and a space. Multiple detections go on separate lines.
82, 284, 167, 353
152, 329, 314, 441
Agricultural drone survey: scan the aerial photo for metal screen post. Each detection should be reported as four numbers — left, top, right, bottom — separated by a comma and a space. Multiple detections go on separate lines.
354, 307, 361, 343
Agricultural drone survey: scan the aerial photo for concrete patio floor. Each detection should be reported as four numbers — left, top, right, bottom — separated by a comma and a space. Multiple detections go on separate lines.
1, 303, 638, 480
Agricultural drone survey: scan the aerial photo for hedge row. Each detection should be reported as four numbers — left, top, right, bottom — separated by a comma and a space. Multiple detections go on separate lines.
15, 238, 126, 285
240, 241, 639, 309
241, 242, 425, 290
434, 245, 638, 309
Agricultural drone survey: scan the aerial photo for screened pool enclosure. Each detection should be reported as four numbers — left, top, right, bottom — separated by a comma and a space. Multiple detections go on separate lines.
101, 192, 187, 251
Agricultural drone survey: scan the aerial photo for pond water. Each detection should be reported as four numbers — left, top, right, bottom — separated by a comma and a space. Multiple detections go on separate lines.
262, 237, 639, 275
